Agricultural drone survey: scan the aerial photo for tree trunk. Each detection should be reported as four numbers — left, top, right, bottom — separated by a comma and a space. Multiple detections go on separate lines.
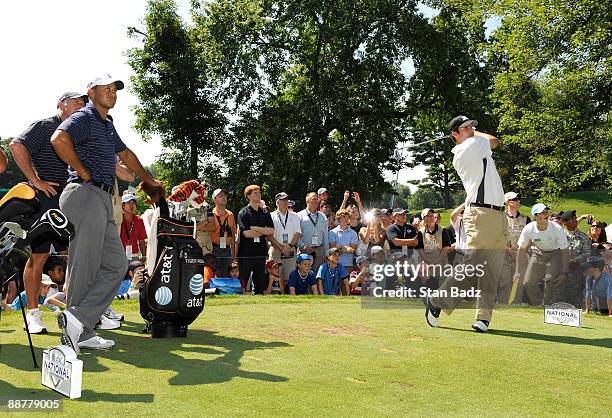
190, 138, 198, 179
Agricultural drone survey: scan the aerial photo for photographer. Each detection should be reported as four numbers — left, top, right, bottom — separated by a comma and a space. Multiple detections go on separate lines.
358, 208, 386, 256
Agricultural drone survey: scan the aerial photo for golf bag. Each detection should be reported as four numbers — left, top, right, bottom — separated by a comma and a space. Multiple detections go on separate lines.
0, 183, 73, 368
139, 197, 205, 338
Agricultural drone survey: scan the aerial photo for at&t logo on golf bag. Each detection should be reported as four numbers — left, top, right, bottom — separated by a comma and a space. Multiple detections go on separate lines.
140, 211, 205, 338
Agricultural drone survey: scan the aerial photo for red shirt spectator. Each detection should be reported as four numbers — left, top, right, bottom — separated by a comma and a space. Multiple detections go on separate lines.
119, 194, 147, 257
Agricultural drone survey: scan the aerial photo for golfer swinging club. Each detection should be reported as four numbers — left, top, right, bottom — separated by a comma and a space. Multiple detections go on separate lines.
425, 116, 508, 333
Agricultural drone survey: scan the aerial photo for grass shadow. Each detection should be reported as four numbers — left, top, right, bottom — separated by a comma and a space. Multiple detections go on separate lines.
439, 326, 612, 348
86, 328, 291, 386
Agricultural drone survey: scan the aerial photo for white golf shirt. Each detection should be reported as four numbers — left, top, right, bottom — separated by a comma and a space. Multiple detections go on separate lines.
452, 135, 505, 207
517, 221, 570, 251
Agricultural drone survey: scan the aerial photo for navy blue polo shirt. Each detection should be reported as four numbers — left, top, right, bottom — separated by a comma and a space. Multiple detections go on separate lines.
16, 115, 68, 188
57, 103, 126, 188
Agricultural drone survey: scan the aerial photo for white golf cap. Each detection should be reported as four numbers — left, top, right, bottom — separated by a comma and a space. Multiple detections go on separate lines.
87, 74, 124, 90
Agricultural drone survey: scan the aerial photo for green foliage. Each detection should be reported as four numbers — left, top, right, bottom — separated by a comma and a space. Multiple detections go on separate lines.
126, 0, 227, 182
0, 138, 26, 190
193, 0, 432, 205
441, 0, 612, 200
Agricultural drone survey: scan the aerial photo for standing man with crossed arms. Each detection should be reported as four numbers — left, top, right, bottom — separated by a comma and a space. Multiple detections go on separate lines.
425, 115, 508, 333
10, 92, 87, 334
51, 75, 163, 352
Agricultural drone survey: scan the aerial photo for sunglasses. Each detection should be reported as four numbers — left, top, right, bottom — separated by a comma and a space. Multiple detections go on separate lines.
509, 197, 520, 202
591, 224, 601, 228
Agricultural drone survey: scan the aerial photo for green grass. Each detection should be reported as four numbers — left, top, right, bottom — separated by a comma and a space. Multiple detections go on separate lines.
435, 190, 611, 233
1, 297, 611, 417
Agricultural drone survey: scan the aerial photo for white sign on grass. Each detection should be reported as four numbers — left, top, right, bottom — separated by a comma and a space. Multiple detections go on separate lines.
544, 303, 582, 328
42, 345, 82, 399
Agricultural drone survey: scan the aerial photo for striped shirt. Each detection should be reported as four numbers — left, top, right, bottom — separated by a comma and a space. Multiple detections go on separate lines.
16, 115, 68, 188
57, 103, 126, 188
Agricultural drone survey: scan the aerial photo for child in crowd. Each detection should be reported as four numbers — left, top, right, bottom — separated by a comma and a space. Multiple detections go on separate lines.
227, 261, 240, 279
4, 275, 63, 312
317, 248, 350, 296
264, 259, 284, 294
116, 261, 146, 300
203, 253, 217, 289
349, 255, 376, 295
287, 254, 318, 295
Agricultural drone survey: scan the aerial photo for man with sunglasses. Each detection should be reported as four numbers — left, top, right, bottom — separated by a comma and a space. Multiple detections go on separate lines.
9, 91, 88, 334
551, 210, 591, 307
425, 116, 507, 333
515, 204, 570, 306
498, 192, 531, 304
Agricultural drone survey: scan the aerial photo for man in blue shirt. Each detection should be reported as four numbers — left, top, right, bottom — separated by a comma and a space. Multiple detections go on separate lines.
317, 248, 350, 295
287, 254, 319, 295
51, 75, 164, 353
582, 256, 612, 315
9, 91, 87, 334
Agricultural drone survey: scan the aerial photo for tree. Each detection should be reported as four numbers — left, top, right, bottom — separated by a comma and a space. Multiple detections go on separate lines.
0, 137, 26, 190
126, 0, 227, 182
404, 5, 498, 208
440, 0, 612, 199
193, 0, 438, 205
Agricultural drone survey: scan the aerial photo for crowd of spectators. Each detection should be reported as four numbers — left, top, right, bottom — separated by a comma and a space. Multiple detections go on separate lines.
2, 184, 610, 317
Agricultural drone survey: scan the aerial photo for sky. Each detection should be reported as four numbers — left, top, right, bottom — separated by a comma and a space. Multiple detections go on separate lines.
0, 0, 427, 191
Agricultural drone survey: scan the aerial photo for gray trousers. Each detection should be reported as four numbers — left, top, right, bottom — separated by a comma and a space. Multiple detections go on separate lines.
60, 183, 128, 340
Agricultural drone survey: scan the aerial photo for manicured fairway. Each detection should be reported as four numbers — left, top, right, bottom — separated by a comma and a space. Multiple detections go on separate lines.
1, 296, 610, 416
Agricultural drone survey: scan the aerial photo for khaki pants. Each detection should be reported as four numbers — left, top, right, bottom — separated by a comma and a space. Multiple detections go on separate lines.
498, 251, 527, 305
195, 230, 212, 256
433, 206, 507, 322
524, 249, 562, 306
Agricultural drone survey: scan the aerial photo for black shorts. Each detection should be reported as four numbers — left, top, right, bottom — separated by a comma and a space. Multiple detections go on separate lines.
30, 189, 68, 254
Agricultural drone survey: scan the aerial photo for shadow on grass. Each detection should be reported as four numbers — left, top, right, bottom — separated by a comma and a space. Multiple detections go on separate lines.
439, 326, 612, 348
0, 320, 291, 389
87, 324, 291, 386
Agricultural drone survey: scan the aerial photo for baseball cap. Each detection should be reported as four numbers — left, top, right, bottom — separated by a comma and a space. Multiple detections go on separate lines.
121, 193, 137, 204
275, 192, 289, 201
560, 210, 577, 221
370, 246, 383, 255
392, 208, 407, 215
380, 208, 392, 216
87, 74, 125, 90
580, 256, 605, 270
326, 248, 341, 257
448, 115, 478, 132
288, 200, 296, 207
41, 274, 54, 286
58, 91, 88, 105
317, 188, 328, 195
530, 203, 549, 216
504, 192, 520, 202
356, 255, 368, 265
296, 253, 312, 264
212, 188, 227, 199
266, 260, 281, 270
420, 208, 434, 218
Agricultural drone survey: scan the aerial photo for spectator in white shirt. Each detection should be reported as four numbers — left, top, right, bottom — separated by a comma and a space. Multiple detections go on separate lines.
269, 192, 302, 283
515, 203, 570, 306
